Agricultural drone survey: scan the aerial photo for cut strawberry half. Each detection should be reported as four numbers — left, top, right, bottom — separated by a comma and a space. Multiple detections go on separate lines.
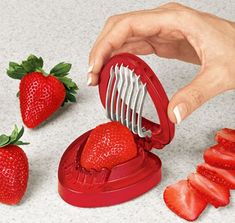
163, 180, 207, 221
197, 163, 235, 189
204, 144, 235, 169
188, 173, 230, 208
215, 128, 235, 152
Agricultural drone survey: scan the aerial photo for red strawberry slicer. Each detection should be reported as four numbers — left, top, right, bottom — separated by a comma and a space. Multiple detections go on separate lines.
58, 53, 175, 207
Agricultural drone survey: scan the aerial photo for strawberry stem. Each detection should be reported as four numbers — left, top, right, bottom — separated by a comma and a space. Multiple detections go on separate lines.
0, 125, 29, 148
35, 67, 48, 76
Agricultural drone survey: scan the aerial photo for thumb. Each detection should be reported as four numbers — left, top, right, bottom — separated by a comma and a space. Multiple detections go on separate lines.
168, 67, 228, 124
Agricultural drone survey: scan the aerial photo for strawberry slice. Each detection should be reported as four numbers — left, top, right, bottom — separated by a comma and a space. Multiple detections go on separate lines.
204, 144, 235, 169
197, 163, 235, 189
215, 128, 235, 152
188, 173, 230, 208
163, 180, 207, 221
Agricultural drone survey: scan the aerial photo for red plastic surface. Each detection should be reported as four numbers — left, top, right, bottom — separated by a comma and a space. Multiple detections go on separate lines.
58, 130, 161, 207
99, 53, 174, 149
58, 53, 174, 207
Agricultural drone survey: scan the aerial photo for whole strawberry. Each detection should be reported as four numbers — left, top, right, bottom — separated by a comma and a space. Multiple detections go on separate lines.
0, 126, 29, 205
7, 55, 78, 128
80, 121, 137, 171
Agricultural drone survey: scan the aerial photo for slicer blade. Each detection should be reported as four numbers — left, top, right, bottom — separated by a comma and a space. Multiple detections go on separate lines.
105, 64, 152, 138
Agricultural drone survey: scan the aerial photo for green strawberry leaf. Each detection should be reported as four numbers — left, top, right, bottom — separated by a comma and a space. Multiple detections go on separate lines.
27, 55, 43, 68
66, 91, 77, 102
14, 141, 30, 146
0, 135, 10, 147
22, 55, 44, 73
7, 62, 27, 80
57, 77, 78, 89
10, 125, 19, 142
7, 55, 44, 80
0, 126, 29, 148
50, 62, 72, 77
68, 88, 77, 94
14, 126, 24, 142
51, 63, 78, 105
10, 125, 25, 145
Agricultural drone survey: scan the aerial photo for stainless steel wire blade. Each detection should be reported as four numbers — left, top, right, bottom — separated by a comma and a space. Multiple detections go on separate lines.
131, 75, 141, 134
105, 66, 115, 119
106, 64, 152, 138
110, 64, 119, 121
120, 66, 129, 125
137, 84, 152, 137
115, 64, 124, 121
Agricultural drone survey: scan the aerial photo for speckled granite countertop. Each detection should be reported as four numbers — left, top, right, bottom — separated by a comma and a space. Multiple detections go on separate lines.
0, 0, 234, 222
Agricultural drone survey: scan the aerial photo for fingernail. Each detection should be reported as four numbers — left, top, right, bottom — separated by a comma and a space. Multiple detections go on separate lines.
87, 73, 92, 86
87, 63, 94, 73
173, 103, 188, 124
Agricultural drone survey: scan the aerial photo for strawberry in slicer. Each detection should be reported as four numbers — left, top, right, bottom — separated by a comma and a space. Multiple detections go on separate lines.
58, 53, 175, 207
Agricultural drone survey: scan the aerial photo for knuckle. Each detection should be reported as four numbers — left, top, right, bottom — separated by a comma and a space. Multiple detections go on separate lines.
160, 3, 199, 21
116, 16, 133, 28
119, 16, 132, 24
176, 9, 196, 20
163, 2, 184, 8
106, 15, 119, 25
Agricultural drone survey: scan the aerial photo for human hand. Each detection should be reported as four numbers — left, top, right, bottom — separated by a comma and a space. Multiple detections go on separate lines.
87, 2, 235, 124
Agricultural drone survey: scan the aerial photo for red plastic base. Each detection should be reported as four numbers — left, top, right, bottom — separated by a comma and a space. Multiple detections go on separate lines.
58, 130, 162, 208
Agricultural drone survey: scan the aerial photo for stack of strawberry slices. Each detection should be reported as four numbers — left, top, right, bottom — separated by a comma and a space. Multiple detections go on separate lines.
164, 128, 235, 221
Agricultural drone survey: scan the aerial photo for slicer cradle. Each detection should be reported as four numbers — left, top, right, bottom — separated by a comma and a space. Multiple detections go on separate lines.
58, 53, 175, 207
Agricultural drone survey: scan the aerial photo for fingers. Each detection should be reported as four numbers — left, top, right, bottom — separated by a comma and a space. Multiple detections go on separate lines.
88, 11, 182, 86
158, 2, 194, 11
88, 10, 156, 86
91, 10, 153, 49
87, 2, 203, 86
111, 40, 155, 56
168, 66, 230, 124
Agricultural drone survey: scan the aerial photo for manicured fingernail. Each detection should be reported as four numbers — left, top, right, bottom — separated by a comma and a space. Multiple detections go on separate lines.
173, 103, 188, 124
87, 74, 92, 86
88, 63, 94, 73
